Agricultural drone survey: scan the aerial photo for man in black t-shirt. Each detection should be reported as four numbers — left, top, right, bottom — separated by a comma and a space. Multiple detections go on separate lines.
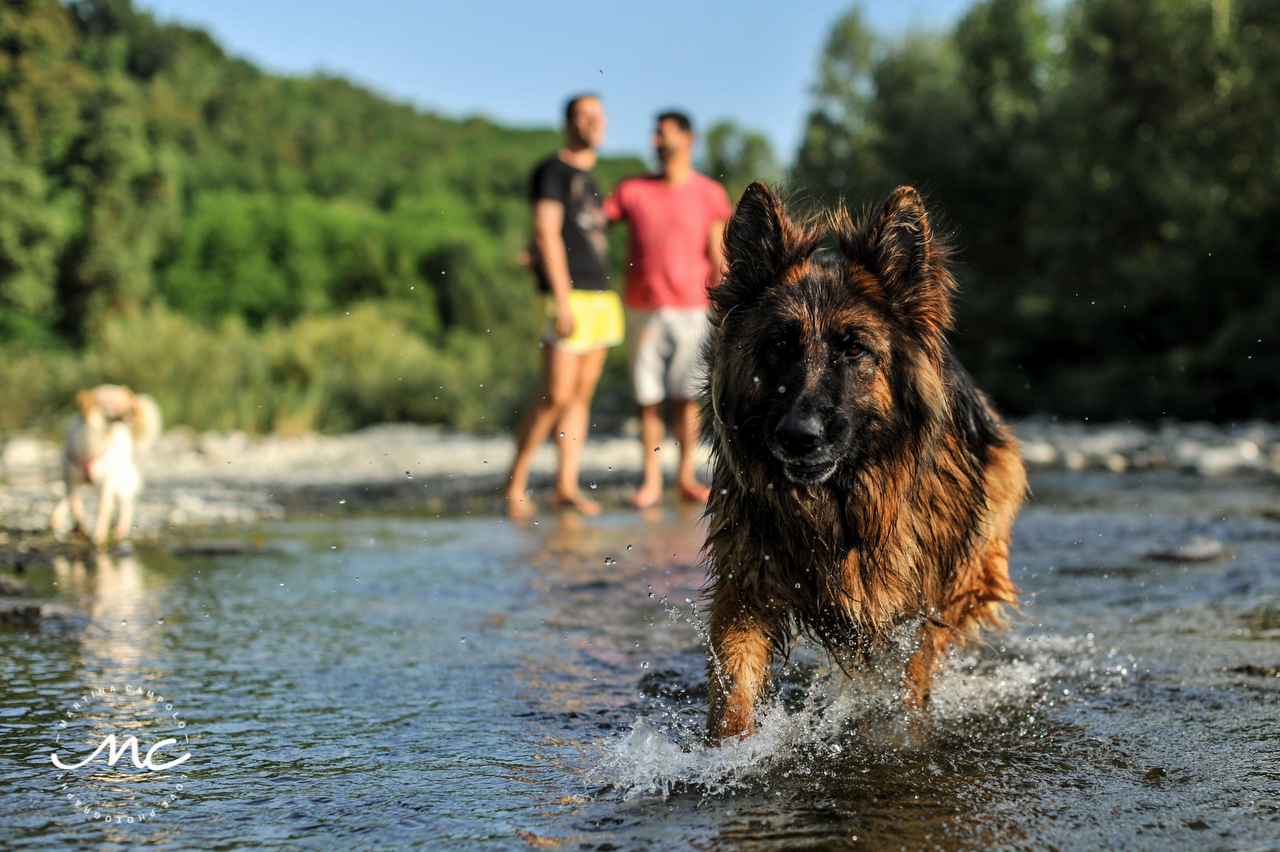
507, 94, 624, 518
528, 155, 609, 294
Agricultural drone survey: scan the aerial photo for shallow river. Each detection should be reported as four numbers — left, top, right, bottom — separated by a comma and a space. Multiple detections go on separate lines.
3, 471, 1280, 850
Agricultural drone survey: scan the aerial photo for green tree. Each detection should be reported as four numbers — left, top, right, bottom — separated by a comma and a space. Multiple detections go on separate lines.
701, 120, 781, 201
794, 0, 1280, 420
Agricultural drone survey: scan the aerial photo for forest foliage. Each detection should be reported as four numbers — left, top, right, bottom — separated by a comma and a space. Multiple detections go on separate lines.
0, 0, 649, 433
1, 0, 1276, 435
794, 0, 1280, 420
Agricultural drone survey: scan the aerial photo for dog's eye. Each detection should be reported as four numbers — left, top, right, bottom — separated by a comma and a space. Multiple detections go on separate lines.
839, 335, 866, 358
766, 334, 798, 360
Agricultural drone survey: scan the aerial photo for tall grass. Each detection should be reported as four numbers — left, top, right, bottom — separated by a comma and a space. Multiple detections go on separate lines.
0, 303, 544, 436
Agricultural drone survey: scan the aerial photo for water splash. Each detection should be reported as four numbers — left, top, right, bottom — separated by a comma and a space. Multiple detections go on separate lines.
595, 631, 1099, 801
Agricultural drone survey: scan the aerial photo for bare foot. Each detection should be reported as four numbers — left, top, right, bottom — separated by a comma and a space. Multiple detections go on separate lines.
629, 479, 663, 508
677, 481, 711, 503
506, 489, 535, 519
551, 491, 601, 516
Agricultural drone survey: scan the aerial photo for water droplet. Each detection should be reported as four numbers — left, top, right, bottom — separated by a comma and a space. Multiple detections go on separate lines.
460, 637, 467, 643
279, 583, 284, 587
640, 661, 650, 669
405, 471, 413, 479
795, 583, 801, 589
559, 432, 565, 438
753, 376, 760, 383
339, 499, 346, 504
778, 385, 786, 393
654, 446, 660, 452
627, 544, 633, 550
590, 481, 597, 489
157, 618, 165, 625
120, 620, 127, 626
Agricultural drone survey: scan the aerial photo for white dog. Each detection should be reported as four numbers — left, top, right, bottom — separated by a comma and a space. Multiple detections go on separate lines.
50, 385, 162, 545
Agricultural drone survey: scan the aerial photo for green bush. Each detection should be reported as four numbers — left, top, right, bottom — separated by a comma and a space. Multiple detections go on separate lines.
0, 303, 544, 436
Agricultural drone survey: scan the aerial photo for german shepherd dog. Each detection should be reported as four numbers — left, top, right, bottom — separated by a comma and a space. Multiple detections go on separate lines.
702, 183, 1025, 742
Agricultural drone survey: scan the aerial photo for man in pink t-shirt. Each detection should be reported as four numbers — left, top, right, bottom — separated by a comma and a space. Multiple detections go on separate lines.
602, 111, 733, 507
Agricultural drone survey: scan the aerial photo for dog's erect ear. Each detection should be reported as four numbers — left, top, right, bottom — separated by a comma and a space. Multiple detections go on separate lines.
715, 182, 817, 311
861, 186, 955, 340
76, 389, 98, 416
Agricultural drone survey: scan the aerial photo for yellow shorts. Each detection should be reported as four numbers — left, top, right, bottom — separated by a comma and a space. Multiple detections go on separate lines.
543, 290, 625, 354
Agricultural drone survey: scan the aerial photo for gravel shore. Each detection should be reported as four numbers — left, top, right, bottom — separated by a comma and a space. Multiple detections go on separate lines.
1, 419, 1277, 541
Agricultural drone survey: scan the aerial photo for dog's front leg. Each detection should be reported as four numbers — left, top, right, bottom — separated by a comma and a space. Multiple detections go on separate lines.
69, 487, 87, 535
706, 599, 776, 743
50, 495, 71, 539
903, 620, 948, 711
114, 493, 135, 542
92, 483, 114, 546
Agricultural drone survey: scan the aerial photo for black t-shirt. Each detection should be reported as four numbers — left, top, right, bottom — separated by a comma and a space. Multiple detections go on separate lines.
529, 155, 609, 292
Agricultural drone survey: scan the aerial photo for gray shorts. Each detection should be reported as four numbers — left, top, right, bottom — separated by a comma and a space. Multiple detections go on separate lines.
627, 308, 710, 406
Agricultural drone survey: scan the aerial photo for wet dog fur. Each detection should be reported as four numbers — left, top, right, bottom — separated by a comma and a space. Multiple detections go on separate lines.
50, 385, 162, 546
702, 183, 1025, 741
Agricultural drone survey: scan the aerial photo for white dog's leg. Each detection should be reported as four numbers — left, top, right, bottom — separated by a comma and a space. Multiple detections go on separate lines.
50, 493, 71, 539
69, 487, 87, 535
92, 483, 114, 546
114, 493, 135, 542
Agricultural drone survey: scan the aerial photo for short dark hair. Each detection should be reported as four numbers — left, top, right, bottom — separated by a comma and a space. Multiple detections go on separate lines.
565, 93, 600, 124
656, 111, 692, 134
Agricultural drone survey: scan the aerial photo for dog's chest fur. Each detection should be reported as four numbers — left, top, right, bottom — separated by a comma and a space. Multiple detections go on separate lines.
705, 422, 991, 647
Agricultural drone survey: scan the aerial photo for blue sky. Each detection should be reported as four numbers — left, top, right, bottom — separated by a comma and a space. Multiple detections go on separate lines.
138, 0, 975, 163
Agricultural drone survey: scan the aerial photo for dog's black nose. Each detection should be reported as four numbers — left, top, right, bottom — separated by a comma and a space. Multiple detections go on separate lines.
775, 411, 824, 455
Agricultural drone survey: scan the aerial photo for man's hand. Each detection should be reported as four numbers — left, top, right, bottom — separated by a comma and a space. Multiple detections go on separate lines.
534, 199, 576, 334
555, 299, 576, 338
707, 219, 727, 288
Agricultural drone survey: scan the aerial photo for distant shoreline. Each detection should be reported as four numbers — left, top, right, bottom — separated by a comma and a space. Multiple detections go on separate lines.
0, 420, 1276, 549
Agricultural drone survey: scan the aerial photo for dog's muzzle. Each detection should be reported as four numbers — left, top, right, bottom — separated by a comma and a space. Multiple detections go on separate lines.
768, 411, 839, 484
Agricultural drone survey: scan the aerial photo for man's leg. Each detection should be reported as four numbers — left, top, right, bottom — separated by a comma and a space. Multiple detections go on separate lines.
667, 309, 712, 502
506, 344, 579, 518
628, 309, 668, 508
552, 347, 607, 514
672, 398, 710, 502
631, 402, 666, 508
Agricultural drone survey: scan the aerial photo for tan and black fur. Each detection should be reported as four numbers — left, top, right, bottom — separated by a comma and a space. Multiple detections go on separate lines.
702, 183, 1025, 741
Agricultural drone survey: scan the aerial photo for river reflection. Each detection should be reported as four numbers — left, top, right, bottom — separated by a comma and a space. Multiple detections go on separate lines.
0, 472, 1278, 850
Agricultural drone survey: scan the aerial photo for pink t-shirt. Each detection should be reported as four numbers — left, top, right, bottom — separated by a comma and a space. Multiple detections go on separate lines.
602, 173, 733, 310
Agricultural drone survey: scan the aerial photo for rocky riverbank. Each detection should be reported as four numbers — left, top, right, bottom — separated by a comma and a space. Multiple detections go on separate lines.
1, 419, 1277, 542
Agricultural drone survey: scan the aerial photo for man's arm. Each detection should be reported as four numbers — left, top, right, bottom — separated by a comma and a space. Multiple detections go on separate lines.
601, 185, 625, 226
706, 219, 727, 288
534, 198, 576, 338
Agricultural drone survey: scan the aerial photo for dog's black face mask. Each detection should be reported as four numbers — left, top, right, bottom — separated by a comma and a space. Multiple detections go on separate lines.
711, 181, 955, 489
750, 257, 894, 485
